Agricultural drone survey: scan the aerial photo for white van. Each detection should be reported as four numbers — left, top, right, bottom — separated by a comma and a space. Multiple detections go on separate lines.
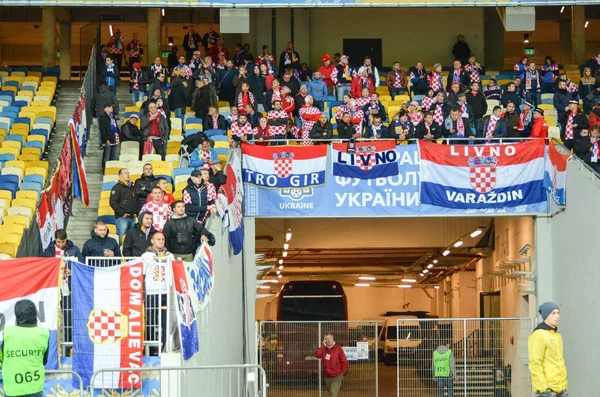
377, 315, 422, 365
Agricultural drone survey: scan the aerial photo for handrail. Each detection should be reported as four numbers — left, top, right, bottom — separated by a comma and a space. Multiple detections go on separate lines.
243, 137, 550, 144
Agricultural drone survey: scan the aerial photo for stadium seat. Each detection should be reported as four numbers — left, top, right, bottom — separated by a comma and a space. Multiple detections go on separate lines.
98, 206, 114, 216
8, 207, 32, 223
2, 167, 23, 183
19, 181, 42, 193
25, 167, 47, 184
101, 182, 116, 191
3, 214, 28, 228
142, 154, 162, 162
0, 243, 16, 257
103, 175, 119, 183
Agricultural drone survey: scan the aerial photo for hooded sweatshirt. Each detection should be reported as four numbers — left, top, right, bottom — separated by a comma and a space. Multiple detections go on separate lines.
122, 212, 157, 256
528, 322, 568, 393
0, 300, 49, 366
308, 76, 328, 102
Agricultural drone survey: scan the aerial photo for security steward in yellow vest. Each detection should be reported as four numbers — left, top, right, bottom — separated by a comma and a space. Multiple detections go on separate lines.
528, 302, 568, 397
0, 299, 50, 397
432, 341, 455, 397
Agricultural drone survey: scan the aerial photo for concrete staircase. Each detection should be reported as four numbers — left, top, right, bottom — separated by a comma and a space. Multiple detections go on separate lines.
454, 357, 497, 396
66, 84, 133, 250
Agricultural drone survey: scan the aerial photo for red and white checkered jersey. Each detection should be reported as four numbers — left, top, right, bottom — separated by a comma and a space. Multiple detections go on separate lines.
268, 109, 289, 136
231, 122, 253, 138
299, 105, 321, 136
355, 97, 370, 108
140, 201, 172, 232
335, 105, 349, 121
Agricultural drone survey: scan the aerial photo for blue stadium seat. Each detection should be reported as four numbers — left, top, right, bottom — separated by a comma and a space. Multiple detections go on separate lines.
25, 141, 44, 152
205, 129, 226, 138
14, 117, 31, 127
185, 129, 202, 137
0, 67, 12, 73
0, 95, 12, 104
413, 95, 425, 104
0, 91, 14, 101
20, 181, 43, 193
6, 135, 24, 146
23, 174, 43, 186
0, 154, 16, 166
13, 67, 28, 73
96, 215, 116, 225
211, 135, 228, 142
173, 167, 194, 178
30, 129, 49, 140
155, 175, 173, 183
35, 117, 53, 128
101, 182, 116, 191
0, 182, 18, 198
21, 86, 36, 96
185, 118, 203, 126
12, 101, 28, 109
214, 148, 229, 157
45, 67, 60, 77
4, 106, 19, 115
30, 67, 44, 73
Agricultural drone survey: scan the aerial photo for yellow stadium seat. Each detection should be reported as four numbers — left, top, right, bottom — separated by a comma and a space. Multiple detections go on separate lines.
26, 72, 42, 80
0, 147, 20, 159
125, 106, 140, 113
185, 123, 203, 131
130, 174, 141, 183
0, 190, 13, 202
175, 182, 187, 192
26, 160, 48, 172
21, 147, 42, 158
11, 198, 36, 211
214, 141, 229, 149
2, 167, 23, 182
42, 76, 58, 84
104, 167, 121, 176
98, 206, 114, 216
15, 190, 38, 202
135, 101, 145, 108
0, 223, 24, 237
25, 167, 47, 184
100, 191, 111, 200
0, 233, 21, 246
0, 244, 16, 258
8, 207, 32, 221
5, 161, 25, 174
19, 154, 39, 162
3, 86, 17, 95
27, 135, 46, 149
173, 190, 183, 201
107, 224, 117, 235
3, 215, 28, 228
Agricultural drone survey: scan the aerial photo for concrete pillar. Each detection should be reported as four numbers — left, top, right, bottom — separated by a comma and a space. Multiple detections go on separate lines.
275, 9, 291, 56
483, 8, 505, 69
147, 8, 162, 66
534, 217, 553, 318
559, 19, 572, 65
59, 22, 71, 81
571, 6, 586, 65
293, 9, 310, 68
253, 9, 272, 58
41, 7, 56, 69
243, 217, 257, 365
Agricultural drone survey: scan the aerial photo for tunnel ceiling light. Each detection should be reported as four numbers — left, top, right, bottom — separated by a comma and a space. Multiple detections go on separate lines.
402, 279, 417, 283
161, 8, 165, 16
427, 264, 434, 269
470, 229, 483, 238
398, 285, 412, 289
423, 269, 429, 274
434, 286, 440, 290
524, 34, 530, 44
109, 25, 113, 37
419, 273, 424, 277
285, 230, 292, 241
585, 21, 590, 29
453, 240, 463, 248
278, 259, 283, 265
277, 274, 283, 279
442, 249, 451, 256
168, 36, 174, 46
259, 286, 270, 290
276, 271, 281, 275
267, 280, 279, 283
278, 265, 284, 270
433, 259, 438, 264
355, 283, 370, 287
282, 251, 288, 257
283, 243, 289, 250
359, 276, 376, 281
560, 6, 565, 13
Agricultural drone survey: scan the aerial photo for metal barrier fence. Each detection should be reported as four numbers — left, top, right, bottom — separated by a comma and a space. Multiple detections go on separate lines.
60, 257, 172, 356
259, 321, 379, 397
46, 369, 85, 396
244, 137, 550, 145
395, 318, 533, 397
89, 365, 268, 397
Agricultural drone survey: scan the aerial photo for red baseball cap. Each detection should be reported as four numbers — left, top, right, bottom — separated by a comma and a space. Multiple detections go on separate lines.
322, 54, 331, 62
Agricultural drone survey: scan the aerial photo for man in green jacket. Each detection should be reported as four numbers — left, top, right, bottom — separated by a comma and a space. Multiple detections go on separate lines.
0, 299, 50, 397
433, 340, 456, 397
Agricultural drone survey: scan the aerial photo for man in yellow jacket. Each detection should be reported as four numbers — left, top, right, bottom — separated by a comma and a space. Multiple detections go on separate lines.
528, 302, 568, 396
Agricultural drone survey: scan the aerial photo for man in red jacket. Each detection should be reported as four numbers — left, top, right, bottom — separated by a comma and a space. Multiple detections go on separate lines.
318, 54, 336, 96
530, 107, 549, 138
315, 333, 348, 397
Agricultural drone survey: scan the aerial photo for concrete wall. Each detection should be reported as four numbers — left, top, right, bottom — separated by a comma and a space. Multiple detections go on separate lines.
547, 160, 600, 397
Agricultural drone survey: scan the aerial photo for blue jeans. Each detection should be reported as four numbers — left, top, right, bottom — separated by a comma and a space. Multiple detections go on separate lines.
336, 84, 350, 101
115, 216, 136, 244
526, 91, 541, 108
175, 107, 185, 125
391, 87, 405, 99
131, 90, 146, 105
437, 377, 453, 397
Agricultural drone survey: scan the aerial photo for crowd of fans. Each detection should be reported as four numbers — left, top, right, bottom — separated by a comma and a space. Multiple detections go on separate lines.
80, 26, 600, 257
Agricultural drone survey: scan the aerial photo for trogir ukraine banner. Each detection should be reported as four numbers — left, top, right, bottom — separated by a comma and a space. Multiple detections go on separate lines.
243, 141, 552, 217
419, 140, 548, 212
72, 260, 145, 389
544, 141, 569, 206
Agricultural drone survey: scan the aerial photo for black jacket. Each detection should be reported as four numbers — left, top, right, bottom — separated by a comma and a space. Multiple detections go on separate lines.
193, 85, 218, 119
309, 122, 333, 140
133, 174, 156, 208
415, 122, 443, 140
364, 124, 390, 139
466, 91, 488, 119
446, 69, 469, 91
442, 117, 474, 138
584, 90, 600, 115
92, 85, 119, 118
110, 180, 139, 218
561, 111, 589, 141
363, 102, 387, 123
279, 50, 301, 76
42, 240, 84, 262
170, 80, 190, 111
163, 214, 215, 255
99, 113, 119, 144
183, 178, 214, 222
120, 122, 142, 142
429, 102, 452, 121
130, 69, 150, 92
247, 72, 266, 105
388, 122, 415, 140
337, 121, 355, 140
503, 112, 520, 137
281, 79, 299, 96
181, 132, 207, 155
122, 214, 157, 256
209, 170, 227, 191
203, 115, 227, 132
501, 90, 522, 108
82, 231, 121, 258
553, 89, 571, 124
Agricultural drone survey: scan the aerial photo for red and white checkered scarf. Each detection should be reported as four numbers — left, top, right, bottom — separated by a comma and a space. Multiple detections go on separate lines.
430, 71, 443, 92
393, 71, 403, 88
465, 63, 480, 83
421, 96, 435, 111
212, 115, 219, 130
565, 110, 576, 140
409, 111, 423, 124
485, 116, 499, 139
432, 103, 445, 125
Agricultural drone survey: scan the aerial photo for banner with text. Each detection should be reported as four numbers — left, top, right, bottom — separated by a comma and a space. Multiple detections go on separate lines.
244, 142, 550, 217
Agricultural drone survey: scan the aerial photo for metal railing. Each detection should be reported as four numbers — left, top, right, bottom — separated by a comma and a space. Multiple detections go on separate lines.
45, 369, 85, 396
259, 320, 379, 396
242, 137, 550, 145
84, 256, 138, 267
89, 365, 268, 397
396, 317, 533, 397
